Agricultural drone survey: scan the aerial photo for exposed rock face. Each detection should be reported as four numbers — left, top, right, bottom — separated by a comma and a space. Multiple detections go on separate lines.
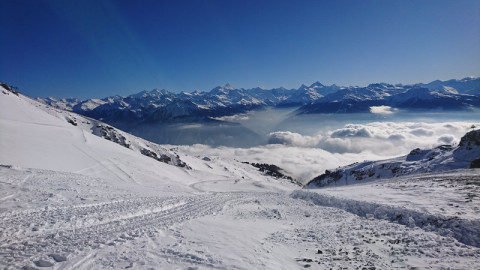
470, 159, 480, 168
243, 162, 301, 186
0, 82, 19, 96
458, 129, 480, 150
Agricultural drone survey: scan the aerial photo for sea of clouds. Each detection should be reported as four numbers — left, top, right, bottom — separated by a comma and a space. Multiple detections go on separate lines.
180, 121, 478, 184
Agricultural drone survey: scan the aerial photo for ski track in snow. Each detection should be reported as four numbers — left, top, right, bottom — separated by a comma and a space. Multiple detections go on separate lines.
0, 194, 233, 268
71, 145, 137, 185
0, 167, 239, 269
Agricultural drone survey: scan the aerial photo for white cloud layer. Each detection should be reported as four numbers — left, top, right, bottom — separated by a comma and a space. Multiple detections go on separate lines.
212, 114, 249, 121
180, 121, 478, 184
370, 105, 395, 114
268, 131, 322, 147
268, 121, 476, 154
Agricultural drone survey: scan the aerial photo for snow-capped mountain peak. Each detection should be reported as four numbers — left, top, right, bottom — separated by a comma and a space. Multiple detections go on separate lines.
310, 81, 325, 88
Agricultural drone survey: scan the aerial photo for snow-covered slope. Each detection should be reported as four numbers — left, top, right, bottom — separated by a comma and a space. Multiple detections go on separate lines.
294, 170, 480, 248
0, 85, 198, 188
1, 85, 188, 169
418, 77, 480, 95
306, 129, 480, 188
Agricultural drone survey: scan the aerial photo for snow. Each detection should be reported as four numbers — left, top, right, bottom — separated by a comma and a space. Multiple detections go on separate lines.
304, 170, 480, 221
1, 86, 480, 269
294, 171, 480, 247
79, 99, 106, 111
0, 91, 193, 190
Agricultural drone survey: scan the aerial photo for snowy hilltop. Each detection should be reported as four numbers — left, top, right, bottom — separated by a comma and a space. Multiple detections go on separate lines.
306, 128, 480, 188
37, 77, 480, 126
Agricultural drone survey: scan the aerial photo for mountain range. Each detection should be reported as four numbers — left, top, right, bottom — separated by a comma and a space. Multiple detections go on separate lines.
37, 77, 480, 127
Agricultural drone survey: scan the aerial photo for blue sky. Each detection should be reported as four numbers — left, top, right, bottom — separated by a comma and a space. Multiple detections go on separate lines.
1, 0, 479, 99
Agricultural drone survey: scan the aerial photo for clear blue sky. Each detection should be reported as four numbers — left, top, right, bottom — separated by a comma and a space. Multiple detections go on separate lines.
1, 0, 479, 99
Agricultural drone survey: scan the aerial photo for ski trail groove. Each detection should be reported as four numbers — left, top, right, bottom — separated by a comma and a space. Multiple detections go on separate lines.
0, 193, 239, 268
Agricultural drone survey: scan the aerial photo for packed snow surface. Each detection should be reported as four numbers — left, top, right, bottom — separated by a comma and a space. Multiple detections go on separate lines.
1, 87, 480, 269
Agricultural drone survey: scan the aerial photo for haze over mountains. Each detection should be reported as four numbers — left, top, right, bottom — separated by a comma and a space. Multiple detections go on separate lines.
38, 77, 480, 126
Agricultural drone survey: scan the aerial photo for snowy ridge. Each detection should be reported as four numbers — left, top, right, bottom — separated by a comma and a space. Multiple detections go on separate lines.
297, 84, 480, 114
305, 129, 480, 188
417, 76, 480, 95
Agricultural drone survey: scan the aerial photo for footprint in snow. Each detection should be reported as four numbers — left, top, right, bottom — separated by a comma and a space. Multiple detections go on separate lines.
49, 253, 67, 262
33, 259, 54, 267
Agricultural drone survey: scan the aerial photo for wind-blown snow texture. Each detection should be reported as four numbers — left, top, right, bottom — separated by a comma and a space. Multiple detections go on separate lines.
1, 84, 480, 269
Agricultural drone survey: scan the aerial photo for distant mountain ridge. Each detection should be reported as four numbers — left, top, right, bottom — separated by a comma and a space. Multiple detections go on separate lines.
37, 77, 480, 125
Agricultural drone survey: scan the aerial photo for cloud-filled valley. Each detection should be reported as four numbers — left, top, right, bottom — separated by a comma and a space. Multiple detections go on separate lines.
180, 121, 478, 183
